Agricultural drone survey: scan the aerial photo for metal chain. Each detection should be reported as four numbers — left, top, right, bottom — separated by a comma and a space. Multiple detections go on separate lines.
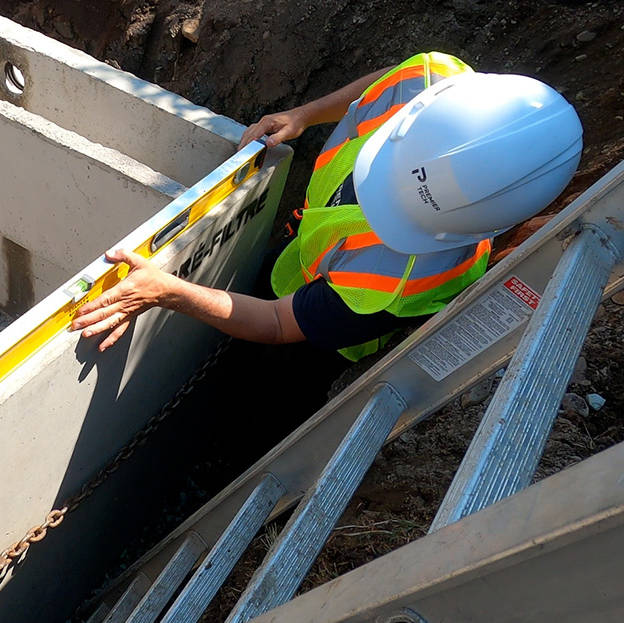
0, 336, 232, 575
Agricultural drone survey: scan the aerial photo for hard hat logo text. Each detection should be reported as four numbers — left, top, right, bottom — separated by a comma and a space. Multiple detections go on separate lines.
412, 166, 441, 212
416, 183, 441, 212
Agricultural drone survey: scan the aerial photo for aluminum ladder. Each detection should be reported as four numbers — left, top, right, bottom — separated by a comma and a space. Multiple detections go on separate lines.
82, 160, 624, 623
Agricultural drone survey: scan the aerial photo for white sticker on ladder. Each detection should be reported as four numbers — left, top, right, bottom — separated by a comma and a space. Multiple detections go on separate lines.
409, 276, 541, 381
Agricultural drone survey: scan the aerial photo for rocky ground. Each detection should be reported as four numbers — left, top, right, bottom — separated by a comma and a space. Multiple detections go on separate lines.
1, 1, 623, 620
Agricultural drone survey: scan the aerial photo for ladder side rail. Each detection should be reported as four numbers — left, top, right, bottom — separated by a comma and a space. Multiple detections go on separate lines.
430, 224, 622, 532
83, 161, 624, 611
225, 383, 407, 623
245, 441, 624, 623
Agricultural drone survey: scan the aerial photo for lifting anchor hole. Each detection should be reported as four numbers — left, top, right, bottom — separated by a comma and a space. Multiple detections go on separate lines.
4, 62, 25, 96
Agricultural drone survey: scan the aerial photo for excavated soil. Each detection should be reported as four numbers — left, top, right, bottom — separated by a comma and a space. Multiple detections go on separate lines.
1, 1, 623, 620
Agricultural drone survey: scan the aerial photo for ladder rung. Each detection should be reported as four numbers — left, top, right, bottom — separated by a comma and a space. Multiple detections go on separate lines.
125, 532, 206, 623
430, 226, 618, 532
102, 574, 151, 623
76, 162, 624, 623
161, 473, 285, 623
225, 382, 407, 623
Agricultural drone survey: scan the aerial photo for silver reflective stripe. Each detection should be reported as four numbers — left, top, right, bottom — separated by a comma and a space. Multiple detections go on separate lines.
353, 76, 426, 126
327, 242, 479, 281
345, 96, 364, 140
407, 243, 480, 278
317, 238, 346, 281
315, 75, 427, 156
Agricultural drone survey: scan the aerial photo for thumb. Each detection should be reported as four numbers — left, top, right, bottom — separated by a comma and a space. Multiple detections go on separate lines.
265, 124, 296, 147
105, 248, 147, 270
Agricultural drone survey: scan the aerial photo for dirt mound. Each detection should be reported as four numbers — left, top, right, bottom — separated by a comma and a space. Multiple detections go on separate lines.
4, 1, 623, 237
1, 1, 623, 619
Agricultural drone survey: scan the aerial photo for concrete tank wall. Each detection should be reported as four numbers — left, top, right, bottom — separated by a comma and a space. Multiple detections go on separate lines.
0, 16, 245, 188
0, 99, 185, 313
0, 14, 294, 622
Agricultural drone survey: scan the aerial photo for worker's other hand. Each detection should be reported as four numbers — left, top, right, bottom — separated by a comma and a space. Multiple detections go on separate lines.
238, 107, 308, 150
71, 248, 175, 352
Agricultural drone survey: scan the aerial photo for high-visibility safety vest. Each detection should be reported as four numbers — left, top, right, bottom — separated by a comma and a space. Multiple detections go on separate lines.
272, 52, 492, 361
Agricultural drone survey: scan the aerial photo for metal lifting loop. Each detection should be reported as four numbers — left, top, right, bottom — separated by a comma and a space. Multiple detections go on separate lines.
378, 608, 430, 623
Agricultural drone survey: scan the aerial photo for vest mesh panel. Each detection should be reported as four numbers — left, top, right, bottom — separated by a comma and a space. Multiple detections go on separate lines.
272, 52, 490, 360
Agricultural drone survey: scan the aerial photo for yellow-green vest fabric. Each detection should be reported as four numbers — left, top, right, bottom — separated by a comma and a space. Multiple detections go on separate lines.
272, 52, 491, 361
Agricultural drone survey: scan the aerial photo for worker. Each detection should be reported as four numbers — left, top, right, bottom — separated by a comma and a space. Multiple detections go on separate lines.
71, 52, 583, 362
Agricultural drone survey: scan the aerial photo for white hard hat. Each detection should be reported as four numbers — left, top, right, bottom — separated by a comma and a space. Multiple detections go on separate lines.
353, 72, 583, 254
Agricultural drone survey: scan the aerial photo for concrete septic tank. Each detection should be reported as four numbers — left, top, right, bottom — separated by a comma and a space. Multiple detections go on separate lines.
0, 16, 292, 623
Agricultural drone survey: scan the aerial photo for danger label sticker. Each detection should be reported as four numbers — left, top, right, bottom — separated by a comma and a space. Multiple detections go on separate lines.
409, 275, 541, 381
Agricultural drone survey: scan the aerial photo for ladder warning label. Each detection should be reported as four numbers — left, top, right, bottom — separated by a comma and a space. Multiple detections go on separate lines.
409, 276, 541, 381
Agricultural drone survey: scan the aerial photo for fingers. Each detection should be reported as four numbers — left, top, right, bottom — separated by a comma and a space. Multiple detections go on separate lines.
71, 277, 129, 327
238, 118, 273, 150
238, 113, 298, 150
265, 124, 296, 148
98, 321, 130, 352
73, 248, 149, 320
238, 107, 308, 151
239, 121, 262, 150
73, 308, 125, 337
71, 247, 166, 350
74, 290, 117, 318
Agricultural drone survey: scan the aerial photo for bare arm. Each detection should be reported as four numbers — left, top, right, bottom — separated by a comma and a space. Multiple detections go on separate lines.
238, 66, 393, 149
71, 249, 305, 352
292, 66, 393, 126
165, 279, 302, 344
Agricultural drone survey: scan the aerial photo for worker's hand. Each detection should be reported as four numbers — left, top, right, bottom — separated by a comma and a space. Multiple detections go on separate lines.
238, 107, 308, 150
71, 248, 175, 352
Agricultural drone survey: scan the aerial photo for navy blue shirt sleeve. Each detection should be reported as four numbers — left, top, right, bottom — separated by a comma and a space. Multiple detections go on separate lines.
292, 277, 431, 351
290, 172, 432, 351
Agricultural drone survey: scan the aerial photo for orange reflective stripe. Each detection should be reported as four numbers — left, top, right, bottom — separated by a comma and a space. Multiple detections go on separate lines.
339, 232, 383, 250
356, 104, 405, 137
307, 234, 383, 278
323, 239, 490, 294
310, 239, 490, 290
328, 271, 400, 293
313, 104, 405, 173
303, 269, 320, 284
313, 140, 348, 171
306, 241, 336, 280
403, 239, 491, 296
359, 65, 425, 107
